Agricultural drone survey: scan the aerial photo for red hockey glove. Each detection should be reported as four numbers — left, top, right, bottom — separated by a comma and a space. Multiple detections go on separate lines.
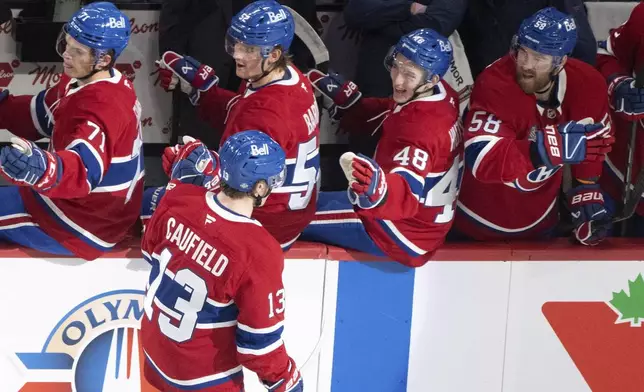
157, 51, 219, 105
0, 137, 60, 191
567, 184, 611, 246
307, 69, 361, 120
340, 152, 388, 209
164, 136, 220, 190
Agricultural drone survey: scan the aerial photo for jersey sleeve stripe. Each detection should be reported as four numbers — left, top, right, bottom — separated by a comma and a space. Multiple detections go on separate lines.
236, 324, 284, 354
66, 139, 105, 187
237, 337, 284, 356
30, 90, 53, 138
464, 135, 500, 178
237, 321, 284, 334
93, 154, 142, 193
390, 167, 425, 199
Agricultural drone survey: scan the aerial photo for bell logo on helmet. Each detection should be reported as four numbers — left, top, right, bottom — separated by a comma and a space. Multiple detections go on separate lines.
563, 19, 576, 32
107, 16, 126, 29
439, 40, 452, 52
250, 143, 270, 156
268, 9, 288, 24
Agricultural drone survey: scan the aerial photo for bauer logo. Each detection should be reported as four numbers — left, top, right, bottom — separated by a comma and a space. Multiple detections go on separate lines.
0, 62, 15, 88
13, 290, 159, 391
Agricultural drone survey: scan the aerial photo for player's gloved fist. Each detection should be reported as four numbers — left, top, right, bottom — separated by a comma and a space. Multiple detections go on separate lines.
534, 121, 609, 169
168, 136, 220, 190
340, 152, 388, 209
157, 51, 219, 105
567, 184, 611, 246
0, 137, 60, 191
608, 75, 644, 121
262, 359, 303, 392
307, 69, 361, 120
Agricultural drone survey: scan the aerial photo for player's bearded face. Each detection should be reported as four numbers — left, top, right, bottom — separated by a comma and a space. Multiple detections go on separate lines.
390, 54, 427, 104
58, 34, 97, 78
514, 46, 555, 94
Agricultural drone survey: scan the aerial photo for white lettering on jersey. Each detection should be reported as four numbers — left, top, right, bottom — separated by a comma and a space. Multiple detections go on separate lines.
303, 101, 319, 135
165, 217, 229, 277
250, 143, 269, 156
448, 120, 463, 152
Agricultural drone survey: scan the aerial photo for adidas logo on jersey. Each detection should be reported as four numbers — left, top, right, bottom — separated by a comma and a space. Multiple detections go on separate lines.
250, 143, 269, 156
107, 17, 127, 29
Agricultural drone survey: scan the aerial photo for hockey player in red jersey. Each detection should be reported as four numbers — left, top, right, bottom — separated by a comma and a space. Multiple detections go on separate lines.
454, 7, 615, 245
141, 130, 303, 392
300, 29, 462, 268
154, 0, 319, 250
0, 2, 143, 260
596, 2, 644, 235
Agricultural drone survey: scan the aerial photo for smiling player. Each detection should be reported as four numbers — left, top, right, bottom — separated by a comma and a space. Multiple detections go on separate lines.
154, 0, 319, 251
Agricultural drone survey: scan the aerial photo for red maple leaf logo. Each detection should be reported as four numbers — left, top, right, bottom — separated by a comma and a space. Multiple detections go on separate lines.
543, 275, 644, 392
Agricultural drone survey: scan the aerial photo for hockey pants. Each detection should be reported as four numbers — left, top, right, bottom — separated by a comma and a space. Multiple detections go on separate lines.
300, 191, 386, 257
0, 186, 72, 255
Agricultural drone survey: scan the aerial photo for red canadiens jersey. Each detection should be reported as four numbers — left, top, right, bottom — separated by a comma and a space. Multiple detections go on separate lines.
198, 65, 320, 249
140, 182, 297, 391
340, 81, 463, 267
455, 55, 612, 240
0, 70, 144, 259
597, 2, 644, 216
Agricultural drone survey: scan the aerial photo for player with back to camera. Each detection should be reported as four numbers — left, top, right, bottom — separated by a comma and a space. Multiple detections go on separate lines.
0, 2, 143, 260
141, 130, 303, 392
300, 28, 462, 268
454, 7, 615, 246
596, 2, 644, 235
146, 0, 320, 251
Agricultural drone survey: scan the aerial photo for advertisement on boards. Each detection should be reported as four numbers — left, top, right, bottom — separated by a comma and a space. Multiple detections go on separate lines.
0, 257, 332, 392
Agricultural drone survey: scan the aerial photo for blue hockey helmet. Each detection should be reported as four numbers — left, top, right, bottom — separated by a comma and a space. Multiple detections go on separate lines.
385, 28, 453, 82
219, 130, 287, 192
515, 7, 577, 60
226, 0, 295, 58
58, 2, 131, 61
